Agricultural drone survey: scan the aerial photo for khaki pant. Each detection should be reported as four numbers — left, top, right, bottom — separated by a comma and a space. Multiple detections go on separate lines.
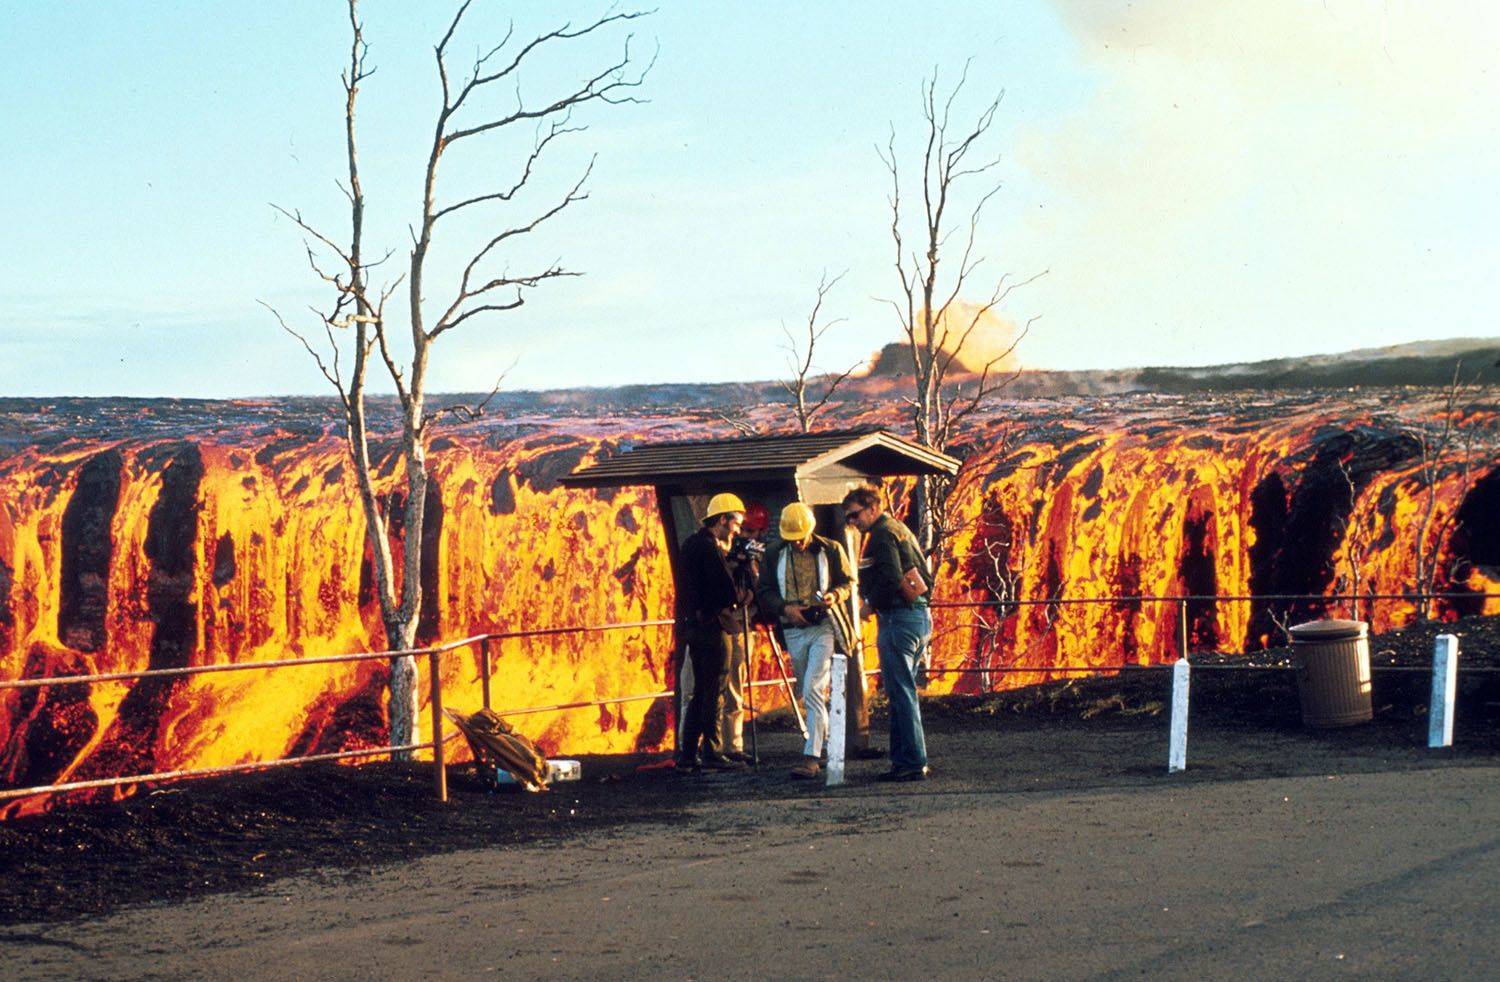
677, 629, 747, 756
680, 626, 868, 755
719, 629, 747, 754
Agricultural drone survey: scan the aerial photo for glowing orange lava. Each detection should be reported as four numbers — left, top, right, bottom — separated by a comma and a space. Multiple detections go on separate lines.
1, 392, 1494, 812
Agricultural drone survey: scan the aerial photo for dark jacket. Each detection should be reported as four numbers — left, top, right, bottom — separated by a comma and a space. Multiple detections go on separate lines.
678, 526, 741, 632
754, 533, 854, 622
859, 513, 932, 611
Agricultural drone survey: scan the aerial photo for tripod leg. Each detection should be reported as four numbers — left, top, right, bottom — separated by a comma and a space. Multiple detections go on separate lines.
742, 608, 758, 766
768, 628, 808, 739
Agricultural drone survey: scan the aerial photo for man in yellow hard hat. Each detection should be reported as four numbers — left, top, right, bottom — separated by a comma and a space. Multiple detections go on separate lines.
674, 492, 752, 772
716, 507, 764, 764
755, 502, 854, 779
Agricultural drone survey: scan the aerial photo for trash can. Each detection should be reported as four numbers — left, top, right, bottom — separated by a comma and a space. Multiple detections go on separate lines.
1289, 619, 1372, 728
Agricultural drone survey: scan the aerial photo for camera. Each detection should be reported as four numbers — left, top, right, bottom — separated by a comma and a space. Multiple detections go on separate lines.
728, 535, 766, 564
726, 535, 764, 595
801, 603, 829, 624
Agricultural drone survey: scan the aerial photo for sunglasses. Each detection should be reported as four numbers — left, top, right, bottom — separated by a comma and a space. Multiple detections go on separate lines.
843, 506, 867, 524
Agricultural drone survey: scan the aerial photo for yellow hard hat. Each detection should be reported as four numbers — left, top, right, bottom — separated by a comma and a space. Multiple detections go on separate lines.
779, 502, 816, 542
705, 492, 747, 521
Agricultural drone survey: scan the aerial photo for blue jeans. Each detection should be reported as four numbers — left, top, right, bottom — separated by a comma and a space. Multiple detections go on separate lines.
877, 606, 931, 771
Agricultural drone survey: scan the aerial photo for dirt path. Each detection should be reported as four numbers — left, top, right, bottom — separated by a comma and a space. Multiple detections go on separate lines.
4, 715, 1498, 980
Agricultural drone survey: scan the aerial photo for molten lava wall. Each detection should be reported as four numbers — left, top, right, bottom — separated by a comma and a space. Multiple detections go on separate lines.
1, 394, 1496, 807
0, 427, 674, 813
919, 403, 1499, 696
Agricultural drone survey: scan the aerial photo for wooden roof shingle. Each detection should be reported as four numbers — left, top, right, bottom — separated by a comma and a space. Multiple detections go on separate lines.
561, 427, 959, 489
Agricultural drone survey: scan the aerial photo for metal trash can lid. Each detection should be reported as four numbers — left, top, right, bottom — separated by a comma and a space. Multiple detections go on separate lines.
1288, 619, 1368, 642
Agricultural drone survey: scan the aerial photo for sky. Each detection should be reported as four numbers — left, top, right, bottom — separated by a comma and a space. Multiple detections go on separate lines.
1, 1, 1497, 398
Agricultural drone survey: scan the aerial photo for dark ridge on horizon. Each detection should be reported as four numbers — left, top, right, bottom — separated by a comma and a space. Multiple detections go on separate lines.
1, 336, 1494, 413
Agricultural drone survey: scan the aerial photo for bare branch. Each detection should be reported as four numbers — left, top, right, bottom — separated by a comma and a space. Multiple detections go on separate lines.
431, 113, 583, 222
372, 317, 410, 411
430, 356, 518, 427
803, 364, 861, 422
433, 158, 595, 337
271, 204, 355, 269
444, 19, 654, 146
260, 300, 345, 402
777, 269, 853, 431
449, 10, 648, 111
714, 405, 762, 437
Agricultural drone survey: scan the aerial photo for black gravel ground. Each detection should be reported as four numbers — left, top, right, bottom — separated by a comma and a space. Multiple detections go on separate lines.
2, 615, 1495, 928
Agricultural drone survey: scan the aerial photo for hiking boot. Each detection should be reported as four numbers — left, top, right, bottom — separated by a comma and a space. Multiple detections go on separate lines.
723, 750, 753, 764
701, 753, 747, 771
674, 759, 701, 775
790, 757, 820, 779
876, 766, 929, 783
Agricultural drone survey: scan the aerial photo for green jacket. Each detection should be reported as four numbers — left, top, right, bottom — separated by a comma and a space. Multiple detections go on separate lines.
860, 513, 932, 611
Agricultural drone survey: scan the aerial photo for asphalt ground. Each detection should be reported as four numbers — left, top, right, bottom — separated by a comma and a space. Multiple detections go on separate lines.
3, 705, 1498, 980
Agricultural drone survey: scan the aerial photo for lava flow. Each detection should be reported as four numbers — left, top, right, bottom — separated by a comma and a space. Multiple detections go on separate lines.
0, 390, 1496, 812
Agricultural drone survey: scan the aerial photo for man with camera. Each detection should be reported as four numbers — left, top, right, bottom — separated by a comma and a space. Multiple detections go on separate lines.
717, 518, 764, 762
755, 502, 854, 779
842, 487, 933, 782
675, 493, 753, 772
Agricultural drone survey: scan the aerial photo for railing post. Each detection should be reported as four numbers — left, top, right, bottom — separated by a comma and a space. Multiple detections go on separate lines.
428, 650, 447, 803
480, 637, 492, 712
1168, 596, 1191, 774
827, 653, 848, 787
1429, 634, 1459, 749
1168, 656, 1191, 773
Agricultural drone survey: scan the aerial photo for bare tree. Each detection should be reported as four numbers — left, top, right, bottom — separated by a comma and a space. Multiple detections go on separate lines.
266, 0, 650, 753
877, 64, 1045, 562
710, 404, 761, 437
968, 500, 1023, 691
1406, 363, 1493, 620
1333, 458, 1372, 623
779, 270, 857, 432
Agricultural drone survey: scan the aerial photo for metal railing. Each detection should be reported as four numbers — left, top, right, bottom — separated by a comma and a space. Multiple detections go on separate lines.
926, 590, 1500, 680
0, 620, 673, 810
2, 589, 1495, 810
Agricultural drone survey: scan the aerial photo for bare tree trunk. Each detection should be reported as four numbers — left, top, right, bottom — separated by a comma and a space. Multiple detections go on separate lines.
385, 618, 419, 750
388, 420, 427, 748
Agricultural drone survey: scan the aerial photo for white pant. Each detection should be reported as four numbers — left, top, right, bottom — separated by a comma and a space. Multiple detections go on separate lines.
784, 621, 836, 758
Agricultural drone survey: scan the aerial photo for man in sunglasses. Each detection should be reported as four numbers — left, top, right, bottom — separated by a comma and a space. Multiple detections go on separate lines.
841, 487, 933, 782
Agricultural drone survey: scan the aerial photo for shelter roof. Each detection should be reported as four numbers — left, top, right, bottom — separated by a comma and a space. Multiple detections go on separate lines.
560, 427, 960, 489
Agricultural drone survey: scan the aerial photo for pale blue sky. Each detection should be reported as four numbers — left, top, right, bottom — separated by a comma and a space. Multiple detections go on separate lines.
1, 1, 1496, 397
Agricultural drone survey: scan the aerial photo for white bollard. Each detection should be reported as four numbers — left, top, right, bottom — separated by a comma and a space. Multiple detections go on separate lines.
827, 652, 848, 787
1429, 634, 1459, 749
1168, 657, 1191, 773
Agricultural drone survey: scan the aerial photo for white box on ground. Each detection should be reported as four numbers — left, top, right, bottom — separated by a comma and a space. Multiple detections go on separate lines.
493, 759, 582, 786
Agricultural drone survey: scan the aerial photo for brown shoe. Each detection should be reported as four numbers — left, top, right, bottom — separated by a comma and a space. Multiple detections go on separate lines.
876, 766, 929, 783
790, 757, 820, 779
701, 753, 747, 771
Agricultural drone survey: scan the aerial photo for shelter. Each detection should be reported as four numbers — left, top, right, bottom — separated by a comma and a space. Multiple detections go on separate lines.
562, 427, 960, 756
